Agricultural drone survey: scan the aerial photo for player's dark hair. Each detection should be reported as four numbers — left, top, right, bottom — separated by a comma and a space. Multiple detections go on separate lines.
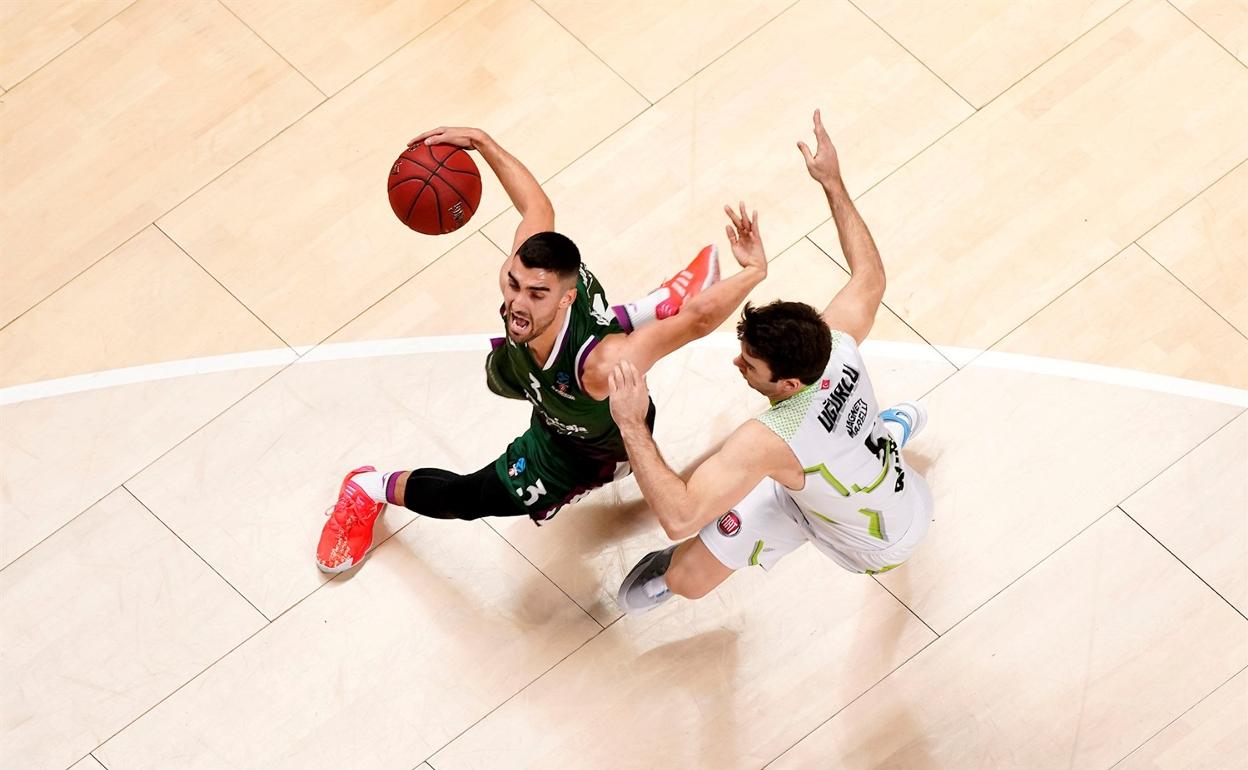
517, 231, 581, 280
736, 301, 832, 384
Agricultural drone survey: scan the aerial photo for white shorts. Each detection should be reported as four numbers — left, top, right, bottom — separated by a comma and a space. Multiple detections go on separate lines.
698, 471, 933, 574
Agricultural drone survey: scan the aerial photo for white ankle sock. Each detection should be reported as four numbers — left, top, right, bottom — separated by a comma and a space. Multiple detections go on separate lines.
352, 471, 391, 504
616, 287, 668, 331
883, 420, 907, 448
643, 575, 669, 598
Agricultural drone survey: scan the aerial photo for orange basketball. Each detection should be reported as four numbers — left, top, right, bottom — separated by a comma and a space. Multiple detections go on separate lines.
387, 143, 482, 235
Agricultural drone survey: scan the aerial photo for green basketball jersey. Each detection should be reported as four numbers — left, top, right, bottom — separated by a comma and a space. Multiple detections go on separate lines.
485, 264, 630, 460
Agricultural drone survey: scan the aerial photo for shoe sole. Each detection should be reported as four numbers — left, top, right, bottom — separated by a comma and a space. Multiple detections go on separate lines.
316, 558, 354, 575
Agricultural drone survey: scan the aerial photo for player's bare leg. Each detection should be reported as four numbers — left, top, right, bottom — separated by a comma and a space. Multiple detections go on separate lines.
617, 536, 733, 614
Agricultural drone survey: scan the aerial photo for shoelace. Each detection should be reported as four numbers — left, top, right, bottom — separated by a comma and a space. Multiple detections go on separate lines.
323, 488, 370, 529
321, 490, 373, 566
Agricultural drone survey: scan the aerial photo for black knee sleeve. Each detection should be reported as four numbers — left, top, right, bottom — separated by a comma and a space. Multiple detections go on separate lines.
401, 464, 520, 520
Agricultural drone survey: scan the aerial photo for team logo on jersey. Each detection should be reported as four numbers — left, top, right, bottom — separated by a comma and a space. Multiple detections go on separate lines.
590, 294, 614, 326
717, 511, 742, 537
817, 364, 861, 433
539, 412, 589, 435
508, 457, 527, 478
846, 398, 868, 438
553, 371, 575, 399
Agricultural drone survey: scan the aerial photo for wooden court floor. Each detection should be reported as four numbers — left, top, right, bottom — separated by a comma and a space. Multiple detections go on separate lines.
1, 1, 1246, 768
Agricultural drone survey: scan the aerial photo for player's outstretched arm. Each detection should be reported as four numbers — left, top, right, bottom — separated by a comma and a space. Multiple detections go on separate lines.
579, 203, 768, 399
608, 360, 788, 540
410, 126, 554, 255
798, 110, 885, 345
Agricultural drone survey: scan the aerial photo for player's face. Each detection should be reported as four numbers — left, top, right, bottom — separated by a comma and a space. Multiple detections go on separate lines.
733, 344, 782, 397
502, 259, 573, 344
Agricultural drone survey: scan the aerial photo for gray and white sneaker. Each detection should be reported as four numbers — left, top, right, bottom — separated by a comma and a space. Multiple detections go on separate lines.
617, 545, 678, 615
879, 400, 928, 449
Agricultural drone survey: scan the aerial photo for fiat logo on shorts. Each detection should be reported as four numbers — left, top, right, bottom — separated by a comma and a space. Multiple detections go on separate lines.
717, 511, 741, 537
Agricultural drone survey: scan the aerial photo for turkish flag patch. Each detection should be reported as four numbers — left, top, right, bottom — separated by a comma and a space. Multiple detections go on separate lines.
717, 511, 741, 537
820, 379, 831, 390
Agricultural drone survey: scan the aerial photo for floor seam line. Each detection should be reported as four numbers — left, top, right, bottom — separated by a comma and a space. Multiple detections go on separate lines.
121, 484, 272, 622
216, 0, 327, 98
0, 0, 139, 93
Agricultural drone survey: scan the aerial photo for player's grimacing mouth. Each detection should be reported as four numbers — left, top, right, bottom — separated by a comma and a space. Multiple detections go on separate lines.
508, 309, 531, 337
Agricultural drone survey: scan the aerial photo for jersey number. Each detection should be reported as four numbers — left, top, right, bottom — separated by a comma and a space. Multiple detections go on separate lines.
516, 479, 547, 506
802, 431, 904, 498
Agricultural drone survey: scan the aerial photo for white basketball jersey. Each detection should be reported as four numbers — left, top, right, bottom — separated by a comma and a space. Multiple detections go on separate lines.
756, 331, 915, 553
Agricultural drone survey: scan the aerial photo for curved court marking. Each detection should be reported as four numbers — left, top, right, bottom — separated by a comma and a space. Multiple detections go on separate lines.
2, 333, 1245, 408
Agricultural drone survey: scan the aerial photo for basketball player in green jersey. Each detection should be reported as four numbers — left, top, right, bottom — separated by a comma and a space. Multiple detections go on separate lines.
316, 125, 769, 573
610, 111, 933, 613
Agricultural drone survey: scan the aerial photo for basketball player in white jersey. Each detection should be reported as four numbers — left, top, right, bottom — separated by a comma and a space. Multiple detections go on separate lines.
610, 110, 932, 613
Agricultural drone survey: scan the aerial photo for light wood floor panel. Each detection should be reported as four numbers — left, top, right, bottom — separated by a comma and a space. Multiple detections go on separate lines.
853, 0, 1126, 106
810, 0, 1248, 352
1140, 162, 1247, 335
223, 0, 463, 95
1116, 669, 1248, 769
491, 240, 955, 623
68, 756, 107, 770
1123, 414, 1247, 616
537, 0, 794, 101
0, 0, 131, 88
995, 245, 1248, 387
482, 0, 971, 300
0, 0, 322, 327
0, 368, 292, 570
95, 517, 599, 770
876, 367, 1239, 632
0, 226, 291, 568
1171, 0, 1248, 63
159, 0, 647, 346
432, 546, 935, 770
772, 512, 1248, 769
0, 226, 285, 388
876, 232, 1246, 630
0, 488, 265, 770
327, 232, 510, 340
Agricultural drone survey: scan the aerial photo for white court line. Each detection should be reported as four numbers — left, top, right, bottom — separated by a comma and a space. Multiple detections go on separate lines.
2, 332, 1245, 407
0, 348, 299, 406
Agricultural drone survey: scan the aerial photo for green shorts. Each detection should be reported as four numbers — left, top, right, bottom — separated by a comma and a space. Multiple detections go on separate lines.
493, 408, 654, 522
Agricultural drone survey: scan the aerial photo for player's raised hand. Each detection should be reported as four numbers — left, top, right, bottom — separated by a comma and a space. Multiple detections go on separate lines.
724, 201, 767, 273
797, 109, 841, 185
608, 360, 652, 428
409, 126, 484, 150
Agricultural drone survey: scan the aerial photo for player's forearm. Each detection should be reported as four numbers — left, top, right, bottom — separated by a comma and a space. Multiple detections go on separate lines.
683, 263, 767, 336
617, 421, 698, 540
823, 178, 885, 292
473, 131, 553, 219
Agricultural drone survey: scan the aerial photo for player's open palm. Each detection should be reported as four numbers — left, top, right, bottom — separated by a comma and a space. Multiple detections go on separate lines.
724, 201, 767, 273
797, 109, 841, 185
